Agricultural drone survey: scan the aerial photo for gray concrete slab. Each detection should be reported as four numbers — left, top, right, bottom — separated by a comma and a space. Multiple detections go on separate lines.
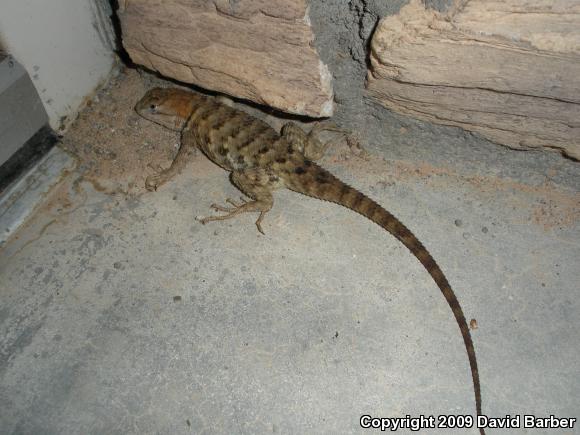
0, 136, 579, 434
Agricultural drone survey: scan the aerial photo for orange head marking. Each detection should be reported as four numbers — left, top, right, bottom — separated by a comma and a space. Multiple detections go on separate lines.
135, 87, 198, 131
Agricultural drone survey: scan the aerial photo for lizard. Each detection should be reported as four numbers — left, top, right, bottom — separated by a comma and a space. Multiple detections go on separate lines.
135, 87, 485, 434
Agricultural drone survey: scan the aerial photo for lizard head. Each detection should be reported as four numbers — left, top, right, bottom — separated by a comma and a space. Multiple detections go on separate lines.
135, 87, 198, 131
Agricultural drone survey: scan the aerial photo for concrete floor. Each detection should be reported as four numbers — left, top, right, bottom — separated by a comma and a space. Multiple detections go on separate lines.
1, 130, 579, 434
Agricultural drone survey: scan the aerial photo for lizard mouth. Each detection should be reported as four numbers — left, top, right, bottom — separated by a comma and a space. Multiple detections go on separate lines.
139, 110, 183, 131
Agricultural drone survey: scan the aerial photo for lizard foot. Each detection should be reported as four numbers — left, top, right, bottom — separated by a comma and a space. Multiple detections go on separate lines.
197, 198, 268, 235
145, 173, 167, 191
145, 162, 169, 191
196, 169, 274, 235
209, 197, 248, 213
346, 134, 369, 160
311, 121, 350, 136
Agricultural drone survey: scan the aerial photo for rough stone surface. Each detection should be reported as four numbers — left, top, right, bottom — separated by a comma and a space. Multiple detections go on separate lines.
118, 0, 334, 117
454, 0, 580, 54
367, 0, 580, 160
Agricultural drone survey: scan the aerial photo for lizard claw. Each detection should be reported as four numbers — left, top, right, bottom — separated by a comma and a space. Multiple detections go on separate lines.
196, 216, 210, 225
145, 174, 163, 191
255, 211, 266, 235
145, 175, 159, 192
145, 163, 169, 191
255, 221, 265, 235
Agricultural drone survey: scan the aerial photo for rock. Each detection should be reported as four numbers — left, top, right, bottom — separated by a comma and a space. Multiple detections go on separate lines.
367, 0, 580, 160
118, 0, 333, 117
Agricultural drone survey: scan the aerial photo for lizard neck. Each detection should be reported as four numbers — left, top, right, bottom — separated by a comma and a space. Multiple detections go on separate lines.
175, 94, 206, 122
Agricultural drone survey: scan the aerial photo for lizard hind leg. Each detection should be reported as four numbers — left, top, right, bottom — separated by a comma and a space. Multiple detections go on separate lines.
281, 121, 350, 161
197, 168, 280, 234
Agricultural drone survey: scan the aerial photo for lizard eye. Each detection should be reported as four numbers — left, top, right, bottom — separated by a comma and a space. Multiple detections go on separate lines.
149, 104, 157, 111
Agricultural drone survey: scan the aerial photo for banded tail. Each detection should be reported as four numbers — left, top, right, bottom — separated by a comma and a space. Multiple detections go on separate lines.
283, 160, 483, 433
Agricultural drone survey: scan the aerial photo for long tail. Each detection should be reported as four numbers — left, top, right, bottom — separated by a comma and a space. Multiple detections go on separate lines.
284, 161, 483, 433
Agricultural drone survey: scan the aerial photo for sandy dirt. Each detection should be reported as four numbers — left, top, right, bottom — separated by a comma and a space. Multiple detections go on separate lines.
60, 68, 181, 195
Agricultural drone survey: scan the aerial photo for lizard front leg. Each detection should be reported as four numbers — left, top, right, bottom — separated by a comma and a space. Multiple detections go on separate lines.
281, 121, 349, 161
197, 168, 282, 234
145, 125, 200, 191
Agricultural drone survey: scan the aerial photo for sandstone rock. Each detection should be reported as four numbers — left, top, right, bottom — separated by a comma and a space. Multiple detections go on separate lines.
367, 0, 580, 159
118, 0, 333, 117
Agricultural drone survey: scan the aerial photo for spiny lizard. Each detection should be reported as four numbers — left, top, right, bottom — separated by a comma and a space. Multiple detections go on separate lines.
135, 87, 485, 434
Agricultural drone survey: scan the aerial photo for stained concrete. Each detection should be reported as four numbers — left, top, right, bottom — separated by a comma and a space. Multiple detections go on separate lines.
1, 116, 579, 434
0, 147, 74, 245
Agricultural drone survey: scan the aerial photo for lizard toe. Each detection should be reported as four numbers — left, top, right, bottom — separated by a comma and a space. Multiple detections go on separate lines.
145, 175, 161, 191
